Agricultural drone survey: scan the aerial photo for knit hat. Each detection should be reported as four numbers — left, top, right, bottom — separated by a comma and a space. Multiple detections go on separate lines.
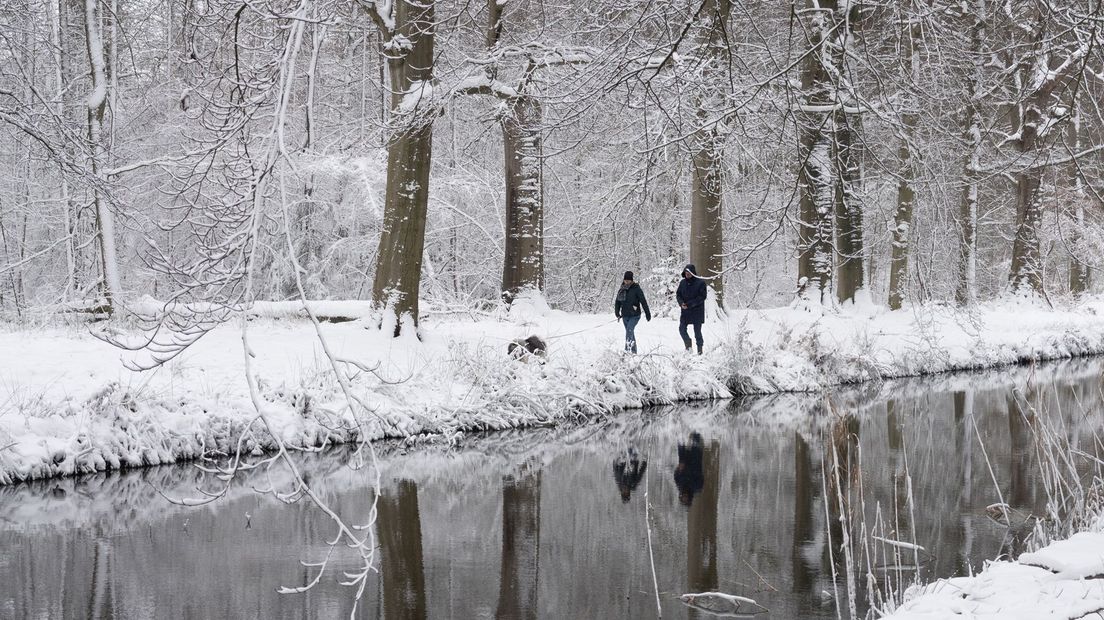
623, 271, 634, 281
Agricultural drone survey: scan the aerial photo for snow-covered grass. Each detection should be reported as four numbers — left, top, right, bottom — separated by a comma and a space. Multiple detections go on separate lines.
2, 295, 1104, 485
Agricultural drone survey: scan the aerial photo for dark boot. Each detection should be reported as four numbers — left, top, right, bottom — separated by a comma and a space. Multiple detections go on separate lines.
683, 339, 692, 352
696, 344, 703, 355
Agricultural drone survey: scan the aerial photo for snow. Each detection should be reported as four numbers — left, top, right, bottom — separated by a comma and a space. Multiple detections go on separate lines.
885, 533, 1104, 619
3, 297, 1104, 485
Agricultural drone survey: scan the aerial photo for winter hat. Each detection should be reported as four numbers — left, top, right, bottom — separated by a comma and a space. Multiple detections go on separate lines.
623, 271, 634, 281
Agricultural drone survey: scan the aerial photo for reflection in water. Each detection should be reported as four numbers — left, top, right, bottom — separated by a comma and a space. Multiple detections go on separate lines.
496, 466, 540, 620
1004, 387, 1040, 557
2, 359, 1103, 619
792, 431, 820, 616
612, 447, 647, 503
684, 436, 719, 619
379, 480, 427, 619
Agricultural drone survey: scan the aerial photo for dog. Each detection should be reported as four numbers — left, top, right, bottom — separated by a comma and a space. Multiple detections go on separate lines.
508, 335, 547, 363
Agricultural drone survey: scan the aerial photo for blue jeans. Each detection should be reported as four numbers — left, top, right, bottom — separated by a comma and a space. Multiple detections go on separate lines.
622, 315, 641, 353
679, 317, 703, 350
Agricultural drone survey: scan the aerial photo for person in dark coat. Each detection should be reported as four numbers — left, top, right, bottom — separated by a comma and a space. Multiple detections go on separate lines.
674, 432, 705, 507
676, 264, 707, 354
614, 271, 651, 353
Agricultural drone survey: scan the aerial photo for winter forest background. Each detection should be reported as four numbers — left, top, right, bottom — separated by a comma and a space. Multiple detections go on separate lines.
1, 0, 1103, 328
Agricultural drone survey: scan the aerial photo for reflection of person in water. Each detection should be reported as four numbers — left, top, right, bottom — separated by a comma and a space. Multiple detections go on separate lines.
675, 432, 705, 507
613, 447, 648, 502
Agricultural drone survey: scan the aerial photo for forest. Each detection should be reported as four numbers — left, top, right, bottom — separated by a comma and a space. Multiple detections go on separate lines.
1, 0, 1101, 333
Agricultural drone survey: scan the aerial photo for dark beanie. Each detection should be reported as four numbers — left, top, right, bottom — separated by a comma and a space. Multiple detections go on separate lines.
623, 271, 634, 281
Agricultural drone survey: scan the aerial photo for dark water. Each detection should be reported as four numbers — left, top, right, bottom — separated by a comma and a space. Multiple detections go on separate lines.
3, 359, 1103, 619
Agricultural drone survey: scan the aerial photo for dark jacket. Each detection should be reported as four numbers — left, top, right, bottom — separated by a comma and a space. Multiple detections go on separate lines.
676, 264, 707, 324
615, 282, 651, 320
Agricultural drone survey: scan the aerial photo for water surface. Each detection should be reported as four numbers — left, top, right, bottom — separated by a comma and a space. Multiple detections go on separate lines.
3, 359, 1102, 619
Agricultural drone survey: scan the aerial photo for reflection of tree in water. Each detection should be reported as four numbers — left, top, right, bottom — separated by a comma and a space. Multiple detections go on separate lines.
825, 412, 861, 616
827, 413, 861, 549
952, 390, 976, 576
792, 431, 821, 615
1004, 388, 1039, 557
88, 536, 115, 618
378, 480, 426, 619
677, 433, 719, 619
495, 467, 541, 620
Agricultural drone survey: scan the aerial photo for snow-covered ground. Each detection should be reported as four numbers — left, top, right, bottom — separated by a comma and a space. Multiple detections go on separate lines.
3, 295, 1104, 485
885, 530, 1104, 619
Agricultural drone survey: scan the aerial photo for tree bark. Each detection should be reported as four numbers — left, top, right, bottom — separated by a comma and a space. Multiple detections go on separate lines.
690, 127, 725, 307
84, 0, 122, 311
1009, 98, 1045, 297
796, 2, 837, 305
1068, 103, 1091, 296
48, 0, 76, 300
371, 0, 436, 334
888, 20, 919, 311
688, 0, 732, 308
956, 108, 980, 306
500, 95, 545, 304
834, 111, 865, 305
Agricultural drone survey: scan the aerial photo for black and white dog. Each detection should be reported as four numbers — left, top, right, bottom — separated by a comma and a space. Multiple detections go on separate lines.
507, 335, 547, 363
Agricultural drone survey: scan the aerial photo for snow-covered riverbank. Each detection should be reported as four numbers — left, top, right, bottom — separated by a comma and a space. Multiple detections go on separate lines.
2, 296, 1104, 484
885, 531, 1104, 619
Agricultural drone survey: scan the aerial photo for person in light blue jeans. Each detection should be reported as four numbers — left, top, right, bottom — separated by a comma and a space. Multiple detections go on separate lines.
614, 271, 651, 353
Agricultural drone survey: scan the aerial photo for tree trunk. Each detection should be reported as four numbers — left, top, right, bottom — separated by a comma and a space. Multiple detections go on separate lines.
690, 127, 725, 307
956, 107, 979, 306
371, 0, 436, 335
687, 0, 732, 308
1068, 104, 1091, 296
500, 96, 545, 304
1009, 98, 1044, 297
956, 3, 985, 306
48, 0, 76, 300
84, 0, 122, 311
796, 3, 837, 305
888, 21, 919, 311
834, 111, 865, 305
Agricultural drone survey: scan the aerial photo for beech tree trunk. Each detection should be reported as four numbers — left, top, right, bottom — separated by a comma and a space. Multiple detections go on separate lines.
688, 0, 732, 308
84, 0, 122, 311
956, 3, 985, 306
690, 128, 725, 307
796, 3, 837, 305
1068, 104, 1091, 296
371, 0, 436, 334
889, 21, 920, 311
835, 111, 865, 305
1009, 98, 1045, 297
501, 96, 545, 304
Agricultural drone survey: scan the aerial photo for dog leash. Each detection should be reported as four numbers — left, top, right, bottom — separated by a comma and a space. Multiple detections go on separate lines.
545, 317, 621, 340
